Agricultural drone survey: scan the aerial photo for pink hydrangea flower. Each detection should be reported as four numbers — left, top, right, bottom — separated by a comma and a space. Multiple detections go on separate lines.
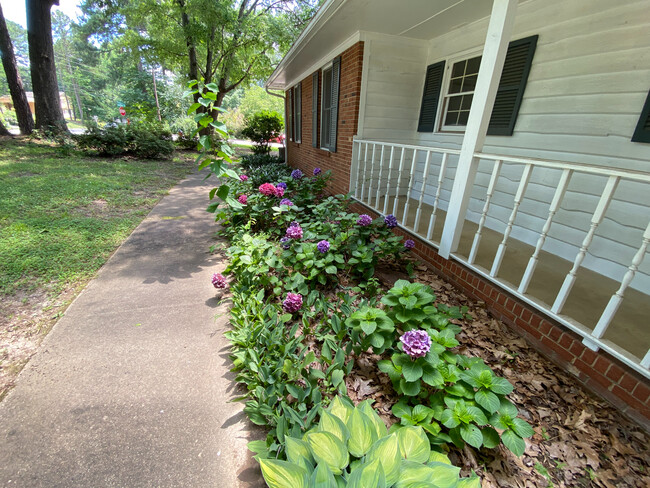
238, 194, 248, 204
211, 273, 228, 289
259, 183, 277, 196
239, 174, 249, 182
275, 186, 285, 197
283, 293, 303, 313
286, 223, 303, 239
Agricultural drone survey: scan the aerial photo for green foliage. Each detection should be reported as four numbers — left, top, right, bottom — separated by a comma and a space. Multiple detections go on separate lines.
242, 110, 284, 154
256, 397, 481, 488
74, 121, 174, 159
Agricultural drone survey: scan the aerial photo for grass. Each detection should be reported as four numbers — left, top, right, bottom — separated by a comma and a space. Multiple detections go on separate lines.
0, 138, 196, 296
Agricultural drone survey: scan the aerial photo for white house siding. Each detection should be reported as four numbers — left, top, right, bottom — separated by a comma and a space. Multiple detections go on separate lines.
357, 0, 650, 292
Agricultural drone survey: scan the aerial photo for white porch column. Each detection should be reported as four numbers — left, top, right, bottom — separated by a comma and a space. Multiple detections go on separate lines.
438, 0, 518, 258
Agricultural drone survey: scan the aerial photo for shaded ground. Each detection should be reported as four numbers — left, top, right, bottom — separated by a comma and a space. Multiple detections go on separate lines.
345, 262, 649, 487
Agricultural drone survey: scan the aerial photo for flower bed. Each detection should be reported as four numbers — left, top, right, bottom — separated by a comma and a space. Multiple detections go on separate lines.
206, 163, 539, 487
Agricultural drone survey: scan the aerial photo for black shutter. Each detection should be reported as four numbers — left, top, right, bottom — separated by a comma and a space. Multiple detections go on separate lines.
287, 89, 292, 141
632, 90, 650, 143
330, 56, 341, 152
417, 61, 445, 132
312, 72, 319, 147
488, 35, 538, 136
295, 83, 302, 142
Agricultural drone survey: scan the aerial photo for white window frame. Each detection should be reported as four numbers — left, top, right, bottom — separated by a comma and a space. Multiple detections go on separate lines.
320, 61, 334, 151
291, 84, 302, 143
438, 51, 482, 133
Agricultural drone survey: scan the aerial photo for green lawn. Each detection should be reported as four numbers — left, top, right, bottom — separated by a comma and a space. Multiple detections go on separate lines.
0, 138, 195, 296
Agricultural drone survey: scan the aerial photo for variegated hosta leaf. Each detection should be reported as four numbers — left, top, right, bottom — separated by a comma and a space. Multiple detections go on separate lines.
425, 461, 462, 488
346, 407, 378, 457
306, 431, 350, 475
346, 458, 386, 488
285, 436, 314, 468
358, 400, 388, 439
310, 463, 338, 488
319, 410, 351, 443
329, 396, 354, 425
394, 460, 436, 488
365, 433, 401, 486
396, 426, 431, 464
259, 459, 309, 488
427, 451, 452, 465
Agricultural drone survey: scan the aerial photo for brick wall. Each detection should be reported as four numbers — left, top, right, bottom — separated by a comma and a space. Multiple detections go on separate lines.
285, 41, 364, 196
350, 203, 650, 429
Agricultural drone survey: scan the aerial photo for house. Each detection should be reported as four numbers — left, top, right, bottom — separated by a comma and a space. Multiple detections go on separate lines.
0, 92, 74, 120
266, 0, 650, 425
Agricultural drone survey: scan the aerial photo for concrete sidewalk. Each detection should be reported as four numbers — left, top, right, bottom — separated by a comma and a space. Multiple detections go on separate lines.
0, 172, 263, 487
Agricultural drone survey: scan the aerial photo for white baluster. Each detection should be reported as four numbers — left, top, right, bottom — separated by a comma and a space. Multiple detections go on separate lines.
374, 145, 385, 208
552, 176, 620, 314
383, 146, 395, 214
427, 153, 448, 241
402, 149, 419, 226
360, 142, 369, 200
585, 220, 650, 350
519, 169, 572, 293
392, 147, 406, 217
366, 144, 377, 204
469, 160, 502, 264
490, 164, 533, 277
414, 151, 432, 233
353, 141, 362, 198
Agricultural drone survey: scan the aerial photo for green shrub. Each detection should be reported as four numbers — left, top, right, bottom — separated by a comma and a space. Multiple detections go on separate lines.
241, 110, 283, 154
75, 121, 174, 159
240, 153, 285, 170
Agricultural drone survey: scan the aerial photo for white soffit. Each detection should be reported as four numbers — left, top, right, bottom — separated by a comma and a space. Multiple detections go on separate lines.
267, 0, 495, 89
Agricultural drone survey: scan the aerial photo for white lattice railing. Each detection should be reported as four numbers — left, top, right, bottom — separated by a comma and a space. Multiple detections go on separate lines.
351, 138, 650, 378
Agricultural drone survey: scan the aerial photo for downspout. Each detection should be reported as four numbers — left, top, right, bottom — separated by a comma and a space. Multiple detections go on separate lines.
266, 87, 287, 159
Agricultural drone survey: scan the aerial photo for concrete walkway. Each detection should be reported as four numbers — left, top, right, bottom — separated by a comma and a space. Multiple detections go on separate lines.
0, 172, 263, 487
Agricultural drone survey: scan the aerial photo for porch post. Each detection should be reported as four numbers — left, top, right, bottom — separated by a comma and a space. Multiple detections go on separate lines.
438, 0, 518, 258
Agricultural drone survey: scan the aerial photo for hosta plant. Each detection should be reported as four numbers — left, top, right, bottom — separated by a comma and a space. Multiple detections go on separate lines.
255, 396, 481, 488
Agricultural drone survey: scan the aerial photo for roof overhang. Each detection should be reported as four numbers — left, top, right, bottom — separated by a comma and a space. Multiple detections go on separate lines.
266, 0, 499, 90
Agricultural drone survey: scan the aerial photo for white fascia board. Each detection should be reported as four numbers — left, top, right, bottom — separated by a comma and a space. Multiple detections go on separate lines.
266, 0, 345, 90
282, 32, 362, 90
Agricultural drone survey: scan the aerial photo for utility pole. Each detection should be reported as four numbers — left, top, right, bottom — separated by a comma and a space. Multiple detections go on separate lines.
152, 66, 161, 122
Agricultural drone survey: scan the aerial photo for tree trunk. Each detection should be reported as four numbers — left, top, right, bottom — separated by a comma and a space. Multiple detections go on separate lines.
0, 4, 34, 134
26, 0, 67, 132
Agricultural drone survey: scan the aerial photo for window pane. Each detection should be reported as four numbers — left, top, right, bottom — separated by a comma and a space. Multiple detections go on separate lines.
323, 69, 332, 108
466, 56, 481, 75
457, 111, 470, 125
460, 94, 473, 110
451, 60, 465, 78
462, 74, 478, 93
445, 110, 459, 126
448, 95, 462, 111
449, 77, 463, 94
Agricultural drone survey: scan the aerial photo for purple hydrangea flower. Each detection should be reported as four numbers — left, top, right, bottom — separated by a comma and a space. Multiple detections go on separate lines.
211, 273, 228, 289
400, 330, 431, 358
313, 167, 322, 176
291, 169, 303, 180
276, 182, 288, 190
280, 237, 291, 249
357, 214, 373, 227
280, 198, 294, 206
275, 186, 285, 197
283, 292, 303, 313
384, 214, 398, 228
404, 239, 415, 249
317, 240, 330, 253
238, 194, 248, 205
239, 174, 249, 182
286, 222, 303, 239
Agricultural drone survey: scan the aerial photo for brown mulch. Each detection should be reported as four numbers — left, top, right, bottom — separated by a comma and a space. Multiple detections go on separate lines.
344, 263, 649, 488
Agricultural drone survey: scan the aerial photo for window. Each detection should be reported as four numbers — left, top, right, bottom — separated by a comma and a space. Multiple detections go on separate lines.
320, 56, 340, 152
417, 35, 538, 136
290, 83, 301, 143
312, 71, 319, 147
441, 55, 481, 130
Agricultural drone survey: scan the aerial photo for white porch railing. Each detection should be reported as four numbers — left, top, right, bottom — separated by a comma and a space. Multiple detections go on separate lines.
351, 138, 650, 379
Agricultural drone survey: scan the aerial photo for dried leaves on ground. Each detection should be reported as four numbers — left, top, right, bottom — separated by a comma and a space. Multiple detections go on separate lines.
344, 263, 649, 488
